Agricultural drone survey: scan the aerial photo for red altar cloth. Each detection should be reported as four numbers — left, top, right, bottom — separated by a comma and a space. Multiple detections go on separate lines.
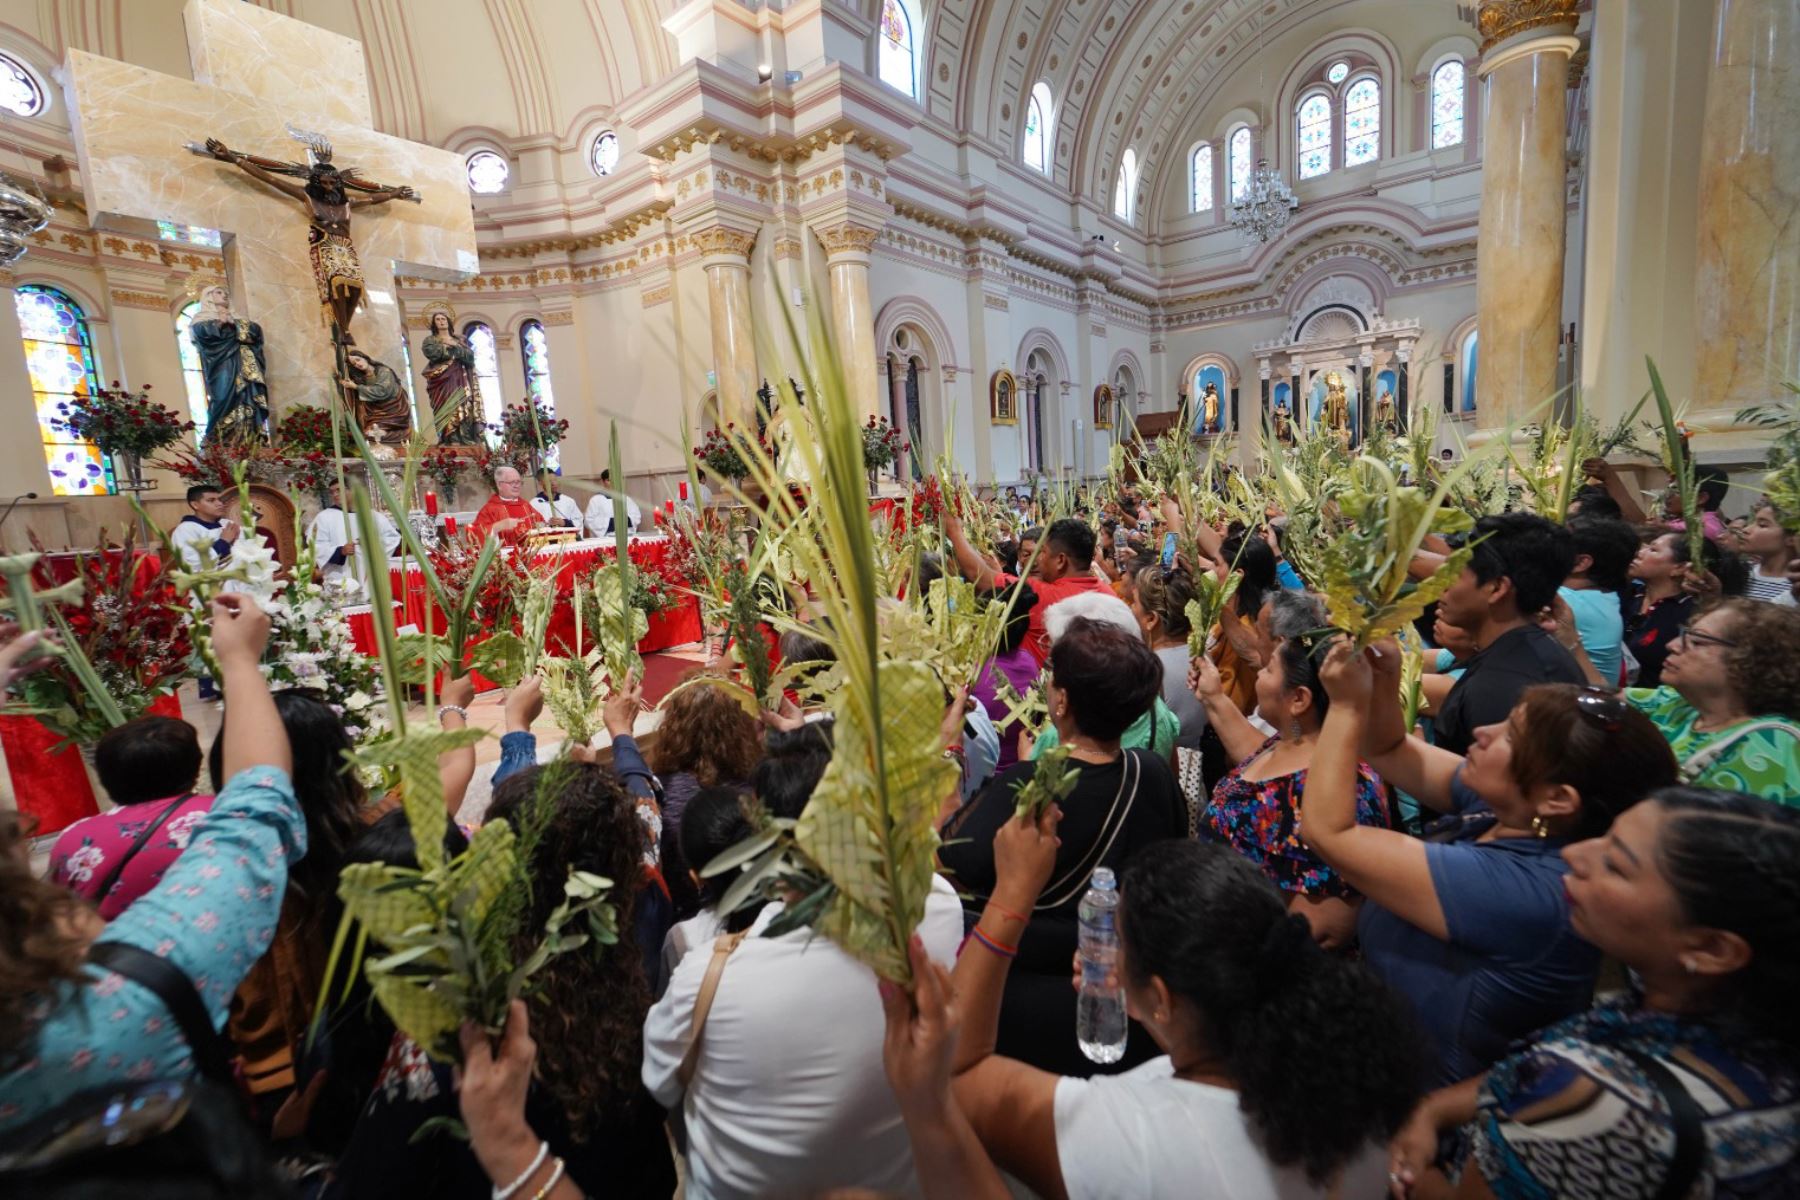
344, 538, 702, 689
2, 692, 184, 836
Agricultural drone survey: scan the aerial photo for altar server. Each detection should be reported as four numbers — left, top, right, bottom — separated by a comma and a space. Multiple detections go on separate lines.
308, 482, 401, 583
584, 468, 641, 538
531, 479, 584, 529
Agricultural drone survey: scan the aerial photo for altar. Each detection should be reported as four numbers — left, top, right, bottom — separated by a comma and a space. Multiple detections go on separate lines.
343, 535, 703, 691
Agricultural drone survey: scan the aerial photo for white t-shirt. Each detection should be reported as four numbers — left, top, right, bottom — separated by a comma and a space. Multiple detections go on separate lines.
1053, 1058, 1389, 1200
642, 874, 963, 1200
584, 491, 641, 538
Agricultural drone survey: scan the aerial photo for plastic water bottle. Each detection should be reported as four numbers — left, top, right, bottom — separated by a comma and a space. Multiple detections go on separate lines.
1076, 867, 1128, 1064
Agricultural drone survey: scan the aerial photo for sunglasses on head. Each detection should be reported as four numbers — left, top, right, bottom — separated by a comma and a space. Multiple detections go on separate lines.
1572, 686, 1628, 731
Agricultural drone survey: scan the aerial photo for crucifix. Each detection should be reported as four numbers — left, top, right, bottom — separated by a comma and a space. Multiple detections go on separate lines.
61, 0, 477, 431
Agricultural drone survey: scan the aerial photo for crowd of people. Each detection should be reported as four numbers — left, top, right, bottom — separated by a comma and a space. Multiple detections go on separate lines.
2, 453, 1799, 1200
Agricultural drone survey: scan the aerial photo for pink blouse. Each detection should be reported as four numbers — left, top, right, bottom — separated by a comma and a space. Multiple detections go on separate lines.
50, 792, 216, 919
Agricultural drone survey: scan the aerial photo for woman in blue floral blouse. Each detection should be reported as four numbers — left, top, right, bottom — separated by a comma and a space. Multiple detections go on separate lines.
1388, 787, 1800, 1199
0, 595, 299, 1133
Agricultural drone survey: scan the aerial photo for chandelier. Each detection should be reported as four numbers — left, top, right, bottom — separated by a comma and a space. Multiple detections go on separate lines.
1229, 159, 1298, 244
0, 168, 50, 266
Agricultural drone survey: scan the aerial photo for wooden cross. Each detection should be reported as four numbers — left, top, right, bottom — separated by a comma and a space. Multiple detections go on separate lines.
62, 0, 477, 426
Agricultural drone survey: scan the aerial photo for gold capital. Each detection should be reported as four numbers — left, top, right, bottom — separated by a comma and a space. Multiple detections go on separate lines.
1478, 0, 1580, 54
818, 222, 882, 257
691, 225, 759, 260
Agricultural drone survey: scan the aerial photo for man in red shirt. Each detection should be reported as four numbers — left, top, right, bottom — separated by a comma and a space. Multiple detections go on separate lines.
944, 509, 1110, 663
470, 465, 543, 543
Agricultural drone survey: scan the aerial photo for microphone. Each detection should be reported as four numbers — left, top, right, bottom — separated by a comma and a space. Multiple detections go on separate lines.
0, 491, 38, 533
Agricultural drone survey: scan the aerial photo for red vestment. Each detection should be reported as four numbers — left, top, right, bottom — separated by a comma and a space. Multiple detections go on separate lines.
470, 495, 541, 543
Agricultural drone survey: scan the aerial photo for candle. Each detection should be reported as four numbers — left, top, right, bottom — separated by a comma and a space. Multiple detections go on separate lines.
424, 491, 438, 516
665, 499, 675, 516
443, 515, 458, 537
679, 481, 688, 501
652, 509, 663, 525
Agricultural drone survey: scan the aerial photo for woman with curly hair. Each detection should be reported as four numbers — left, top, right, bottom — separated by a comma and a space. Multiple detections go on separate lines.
937, 820, 1424, 1197
1620, 598, 1800, 802
1129, 566, 1208, 750
651, 670, 764, 918
327, 762, 674, 1199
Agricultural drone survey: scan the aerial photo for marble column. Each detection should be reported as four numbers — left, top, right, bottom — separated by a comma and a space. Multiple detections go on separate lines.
819, 222, 884, 422
695, 226, 760, 429
1473, 1, 1581, 428
1694, 0, 1800, 417
1397, 342, 1413, 433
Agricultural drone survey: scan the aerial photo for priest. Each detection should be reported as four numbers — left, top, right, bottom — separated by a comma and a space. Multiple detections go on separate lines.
308, 482, 401, 583
470, 465, 542, 542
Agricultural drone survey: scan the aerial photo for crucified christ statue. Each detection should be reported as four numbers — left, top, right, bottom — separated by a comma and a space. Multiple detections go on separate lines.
186, 125, 420, 333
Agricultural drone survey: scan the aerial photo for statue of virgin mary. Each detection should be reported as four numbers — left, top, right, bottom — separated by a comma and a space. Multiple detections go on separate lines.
185, 274, 271, 447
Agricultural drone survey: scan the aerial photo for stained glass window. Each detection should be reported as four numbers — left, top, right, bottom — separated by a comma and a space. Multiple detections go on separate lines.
1024, 83, 1053, 173
520, 319, 559, 470
175, 301, 210, 438
591, 131, 620, 177
15, 285, 113, 496
1228, 127, 1253, 202
1432, 60, 1466, 149
1191, 143, 1213, 213
1344, 77, 1380, 166
465, 321, 504, 438
1114, 148, 1138, 219
878, 0, 918, 99
156, 221, 222, 248
466, 150, 509, 195
0, 54, 43, 116
1297, 93, 1332, 179
1326, 61, 1350, 85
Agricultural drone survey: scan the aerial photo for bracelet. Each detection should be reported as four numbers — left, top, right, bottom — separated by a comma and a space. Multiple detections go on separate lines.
983, 898, 1031, 926
968, 926, 1018, 959
438, 705, 470, 723
491, 1140, 548, 1200
529, 1158, 566, 1200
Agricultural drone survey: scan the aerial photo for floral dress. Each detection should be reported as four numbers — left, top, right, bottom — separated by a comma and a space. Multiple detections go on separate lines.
1198, 737, 1388, 897
1470, 989, 1800, 1198
50, 793, 216, 920
0, 767, 302, 1133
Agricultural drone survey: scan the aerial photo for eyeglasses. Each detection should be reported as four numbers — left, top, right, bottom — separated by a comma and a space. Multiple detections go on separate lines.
1573, 686, 1629, 731
1677, 625, 1737, 651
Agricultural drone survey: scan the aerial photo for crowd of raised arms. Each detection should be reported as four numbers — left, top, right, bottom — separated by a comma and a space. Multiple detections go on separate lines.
2, 443, 1799, 1200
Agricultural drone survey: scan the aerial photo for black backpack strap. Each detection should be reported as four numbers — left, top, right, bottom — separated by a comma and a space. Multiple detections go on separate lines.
86, 942, 235, 1087
1618, 1047, 1707, 1200
86, 795, 191, 911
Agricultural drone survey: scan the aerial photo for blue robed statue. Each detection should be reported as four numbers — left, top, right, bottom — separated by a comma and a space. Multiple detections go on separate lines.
187, 275, 271, 447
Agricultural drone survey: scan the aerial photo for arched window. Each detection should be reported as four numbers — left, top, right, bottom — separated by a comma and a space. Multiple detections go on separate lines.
590, 131, 620, 177
1460, 329, 1479, 413
878, 0, 920, 99
519, 319, 559, 469
15, 285, 112, 495
1297, 93, 1332, 179
464, 322, 504, 434
1344, 77, 1381, 166
1190, 143, 1214, 213
0, 53, 44, 117
1431, 60, 1466, 149
1113, 147, 1138, 220
1228, 126, 1253, 202
466, 150, 509, 194
174, 301, 210, 436
1024, 82, 1053, 173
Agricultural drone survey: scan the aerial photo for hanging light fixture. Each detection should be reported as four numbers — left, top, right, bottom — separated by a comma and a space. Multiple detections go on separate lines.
1228, 158, 1298, 245
0, 168, 50, 266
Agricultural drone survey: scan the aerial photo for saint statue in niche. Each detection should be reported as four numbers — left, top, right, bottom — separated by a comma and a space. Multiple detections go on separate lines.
1272, 401, 1295, 446
420, 304, 485, 444
342, 348, 413, 446
1201, 382, 1222, 433
1323, 371, 1351, 437
185, 275, 270, 448
188, 126, 420, 333
1373, 384, 1398, 433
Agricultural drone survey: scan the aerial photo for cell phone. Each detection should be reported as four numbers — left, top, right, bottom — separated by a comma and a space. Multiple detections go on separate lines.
1160, 532, 1177, 569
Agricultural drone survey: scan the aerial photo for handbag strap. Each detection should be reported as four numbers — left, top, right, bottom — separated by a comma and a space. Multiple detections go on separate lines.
1679, 720, 1800, 783
87, 795, 191, 911
676, 931, 748, 1090
86, 940, 235, 1087
1618, 1047, 1707, 1200
1036, 750, 1142, 911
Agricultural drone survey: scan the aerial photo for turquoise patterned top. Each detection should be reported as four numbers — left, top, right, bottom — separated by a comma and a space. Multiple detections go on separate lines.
0, 767, 303, 1132
1625, 687, 1800, 805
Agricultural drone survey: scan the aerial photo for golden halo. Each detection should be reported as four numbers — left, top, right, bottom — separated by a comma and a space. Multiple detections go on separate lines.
420, 300, 458, 332
184, 271, 228, 304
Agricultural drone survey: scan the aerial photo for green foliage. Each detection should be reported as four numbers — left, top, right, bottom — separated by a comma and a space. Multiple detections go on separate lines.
1012, 742, 1080, 820
1647, 358, 1706, 569
1739, 382, 1800, 532
1184, 568, 1242, 659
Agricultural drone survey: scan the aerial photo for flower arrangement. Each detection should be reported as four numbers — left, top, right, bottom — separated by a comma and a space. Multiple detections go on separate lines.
153, 438, 279, 488
861, 415, 907, 472
0, 528, 191, 749
421, 444, 472, 491
274, 404, 342, 455
278, 448, 338, 498
56, 383, 192, 459
693, 426, 760, 481
264, 510, 386, 743
490, 400, 567, 468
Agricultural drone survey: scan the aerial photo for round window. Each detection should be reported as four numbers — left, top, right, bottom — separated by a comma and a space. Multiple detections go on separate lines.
0, 54, 45, 117
1326, 61, 1350, 85
591, 131, 620, 177
466, 150, 509, 194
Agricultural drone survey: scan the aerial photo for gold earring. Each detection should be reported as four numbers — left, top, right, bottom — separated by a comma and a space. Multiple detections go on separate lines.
1530, 816, 1549, 839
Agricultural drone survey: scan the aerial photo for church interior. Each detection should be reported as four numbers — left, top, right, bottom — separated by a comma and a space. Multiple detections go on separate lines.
0, 0, 1785, 546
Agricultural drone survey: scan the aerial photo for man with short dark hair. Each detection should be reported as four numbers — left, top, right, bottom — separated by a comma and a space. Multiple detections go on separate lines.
170, 483, 239, 573
583, 467, 641, 537
944, 511, 1109, 663
1431, 512, 1585, 756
